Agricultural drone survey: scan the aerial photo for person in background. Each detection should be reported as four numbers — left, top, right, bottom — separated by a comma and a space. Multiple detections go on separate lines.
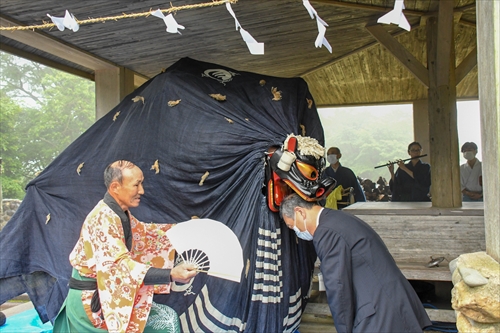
53, 160, 197, 333
323, 147, 365, 208
279, 193, 431, 333
388, 142, 431, 201
460, 142, 483, 201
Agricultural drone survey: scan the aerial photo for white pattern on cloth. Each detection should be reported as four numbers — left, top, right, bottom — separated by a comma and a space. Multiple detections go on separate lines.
146, 302, 180, 332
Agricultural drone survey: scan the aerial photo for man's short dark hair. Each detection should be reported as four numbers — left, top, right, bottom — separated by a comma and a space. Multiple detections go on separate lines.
328, 147, 341, 155
461, 142, 478, 152
279, 193, 316, 219
104, 160, 136, 188
407, 142, 422, 151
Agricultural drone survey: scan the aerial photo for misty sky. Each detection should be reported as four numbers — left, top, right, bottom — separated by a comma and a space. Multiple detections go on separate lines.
319, 100, 482, 164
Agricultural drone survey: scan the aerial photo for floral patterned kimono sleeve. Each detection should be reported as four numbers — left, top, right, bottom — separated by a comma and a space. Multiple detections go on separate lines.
74, 202, 152, 333
129, 216, 176, 294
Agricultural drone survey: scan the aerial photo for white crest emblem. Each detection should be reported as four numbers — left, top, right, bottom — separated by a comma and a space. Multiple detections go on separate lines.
202, 69, 239, 85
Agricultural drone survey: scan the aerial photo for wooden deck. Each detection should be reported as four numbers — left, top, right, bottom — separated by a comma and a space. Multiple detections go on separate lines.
343, 201, 485, 281
300, 267, 458, 332
300, 301, 457, 333
343, 201, 484, 215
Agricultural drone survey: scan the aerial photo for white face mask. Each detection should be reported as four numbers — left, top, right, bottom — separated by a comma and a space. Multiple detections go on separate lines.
293, 212, 313, 241
463, 151, 475, 161
327, 154, 338, 165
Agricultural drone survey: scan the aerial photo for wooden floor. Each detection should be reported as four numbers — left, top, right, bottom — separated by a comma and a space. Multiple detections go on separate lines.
300, 265, 456, 333
300, 298, 456, 332
343, 201, 484, 213
1, 294, 453, 333
0, 293, 33, 318
0, 293, 30, 312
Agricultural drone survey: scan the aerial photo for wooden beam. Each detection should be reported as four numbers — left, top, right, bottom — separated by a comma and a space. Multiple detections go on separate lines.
456, 3, 477, 12
0, 15, 116, 71
300, 40, 377, 77
0, 43, 94, 81
134, 75, 148, 89
436, 0, 454, 87
0, 15, 151, 124
365, 24, 429, 87
459, 19, 476, 28
455, 46, 477, 84
299, 24, 416, 77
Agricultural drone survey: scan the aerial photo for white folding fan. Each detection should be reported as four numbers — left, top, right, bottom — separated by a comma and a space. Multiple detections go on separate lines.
166, 218, 243, 283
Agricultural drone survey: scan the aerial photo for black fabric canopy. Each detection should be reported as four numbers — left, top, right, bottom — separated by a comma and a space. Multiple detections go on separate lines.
0, 57, 324, 332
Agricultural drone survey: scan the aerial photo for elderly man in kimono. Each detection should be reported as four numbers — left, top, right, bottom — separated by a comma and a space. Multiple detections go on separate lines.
53, 160, 197, 333
279, 193, 431, 333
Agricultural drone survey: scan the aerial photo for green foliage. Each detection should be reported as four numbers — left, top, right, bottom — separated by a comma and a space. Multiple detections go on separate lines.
1, 94, 25, 198
319, 106, 414, 182
0, 51, 95, 199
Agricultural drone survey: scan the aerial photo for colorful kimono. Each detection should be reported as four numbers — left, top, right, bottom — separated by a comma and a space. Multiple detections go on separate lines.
54, 199, 176, 333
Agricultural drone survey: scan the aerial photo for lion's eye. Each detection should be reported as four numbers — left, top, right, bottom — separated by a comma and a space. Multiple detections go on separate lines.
295, 161, 318, 181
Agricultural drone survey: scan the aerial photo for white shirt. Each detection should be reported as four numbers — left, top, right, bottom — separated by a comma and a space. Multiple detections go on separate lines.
460, 159, 482, 192
316, 207, 324, 227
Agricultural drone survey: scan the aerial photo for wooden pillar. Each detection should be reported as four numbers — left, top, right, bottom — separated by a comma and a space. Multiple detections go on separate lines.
120, 67, 136, 100
412, 99, 431, 164
95, 67, 135, 120
477, 0, 500, 262
426, 4, 461, 208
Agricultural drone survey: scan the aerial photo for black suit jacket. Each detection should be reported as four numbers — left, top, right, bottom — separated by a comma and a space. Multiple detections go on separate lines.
389, 160, 431, 201
313, 209, 431, 332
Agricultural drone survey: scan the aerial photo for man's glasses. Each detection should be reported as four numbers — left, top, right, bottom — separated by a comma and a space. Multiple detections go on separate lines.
409, 149, 422, 152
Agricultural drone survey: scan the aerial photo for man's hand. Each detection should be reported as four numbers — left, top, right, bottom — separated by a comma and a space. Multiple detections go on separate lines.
171, 263, 198, 284
396, 159, 405, 169
470, 192, 482, 200
464, 190, 482, 200
387, 162, 395, 174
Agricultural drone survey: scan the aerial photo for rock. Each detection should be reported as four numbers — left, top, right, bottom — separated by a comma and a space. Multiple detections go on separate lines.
1, 199, 22, 231
449, 257, 458, 276
456, 312, 500, 333
459, 266, 489, 287
451, 252, 500, 323
0, 311, 5, 326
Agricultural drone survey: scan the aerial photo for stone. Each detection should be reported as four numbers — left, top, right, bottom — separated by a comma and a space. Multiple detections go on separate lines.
459, 266, 489, 287
449, 257, 458, 276
456, 312, 500, 333
451, 252, 500, 323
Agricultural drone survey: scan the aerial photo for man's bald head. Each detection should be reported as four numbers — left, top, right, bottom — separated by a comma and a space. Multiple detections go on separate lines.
104, 160, 137, 189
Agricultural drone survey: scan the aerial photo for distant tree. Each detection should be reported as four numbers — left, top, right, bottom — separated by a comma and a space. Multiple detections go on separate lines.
0, 94, 26, 199
0, 51, 95, 199
319, 106, 413, 182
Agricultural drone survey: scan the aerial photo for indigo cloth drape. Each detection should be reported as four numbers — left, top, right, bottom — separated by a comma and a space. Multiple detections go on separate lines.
0, 57, 322, 332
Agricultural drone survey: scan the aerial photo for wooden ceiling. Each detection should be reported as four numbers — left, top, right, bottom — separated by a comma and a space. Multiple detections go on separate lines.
0, 0, 478, 107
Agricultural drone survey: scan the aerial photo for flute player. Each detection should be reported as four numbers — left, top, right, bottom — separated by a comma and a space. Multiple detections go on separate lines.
387, 142, 431, 201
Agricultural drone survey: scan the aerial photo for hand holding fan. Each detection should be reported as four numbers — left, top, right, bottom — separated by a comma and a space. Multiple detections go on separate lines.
166, 218, 243, 283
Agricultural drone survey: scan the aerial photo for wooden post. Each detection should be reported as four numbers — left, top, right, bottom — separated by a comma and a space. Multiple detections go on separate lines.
426, 3, 461, 208
477, 0, 500, 261
412, 100, 431, 165
120, 67, 135, 100
95, 67, 135, 120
